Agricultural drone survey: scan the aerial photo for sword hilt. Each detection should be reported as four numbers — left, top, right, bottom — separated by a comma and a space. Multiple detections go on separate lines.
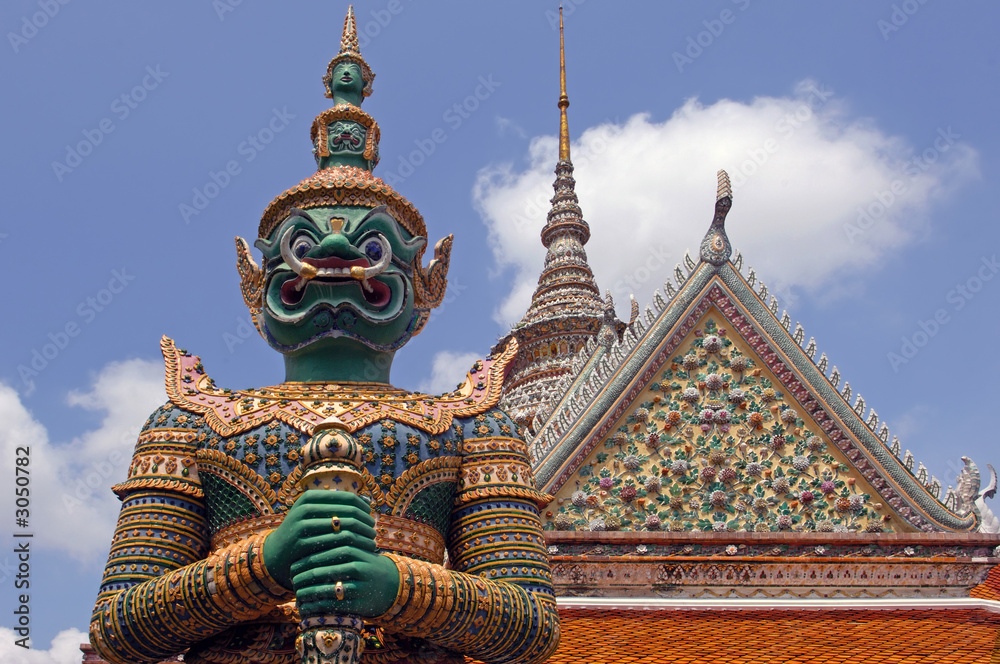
295, 416, 367, 664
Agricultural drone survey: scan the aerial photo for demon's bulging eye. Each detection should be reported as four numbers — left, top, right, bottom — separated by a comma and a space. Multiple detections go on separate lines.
364, 240, 383, 262
292, 236, 315, 259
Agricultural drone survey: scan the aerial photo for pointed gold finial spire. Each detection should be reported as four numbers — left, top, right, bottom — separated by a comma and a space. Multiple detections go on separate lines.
340, 5, 360, 54
558, 4, 571, 162
323, 4, 375, 99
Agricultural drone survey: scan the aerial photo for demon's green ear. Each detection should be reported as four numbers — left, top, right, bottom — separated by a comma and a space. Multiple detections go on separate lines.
411, 234, 453, 337
236, 237, 265, 338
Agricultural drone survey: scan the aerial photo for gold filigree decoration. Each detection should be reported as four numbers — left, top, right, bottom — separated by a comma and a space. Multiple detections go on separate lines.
385, 457, 462, 517
210, 514, 286, 550
277, 464, 385, 510
257, 166, 424, 242
235, 237, 263, 312
111, 477, 204, 500
311, 105, 381, 162
413, 234, 452, 309
136, 429, 199, 446
374, 514, 447, 563
457, 485, 553, 511
195, 449, 277, 515
161, 336, 517, 437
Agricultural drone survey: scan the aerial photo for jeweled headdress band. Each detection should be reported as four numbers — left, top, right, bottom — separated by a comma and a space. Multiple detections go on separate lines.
257, 166, 425, 241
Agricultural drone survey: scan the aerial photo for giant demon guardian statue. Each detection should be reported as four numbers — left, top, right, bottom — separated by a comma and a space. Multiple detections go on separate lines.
89, 8, 561, 664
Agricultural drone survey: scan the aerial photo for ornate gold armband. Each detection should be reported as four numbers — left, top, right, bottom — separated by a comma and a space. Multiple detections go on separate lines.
424, 564, 454, 631
249, 531, 290, 599
379, 553, 438, 629
209, 531, 292, 620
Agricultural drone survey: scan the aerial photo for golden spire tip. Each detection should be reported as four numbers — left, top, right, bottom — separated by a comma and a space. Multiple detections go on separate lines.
558, 4, 571, 162
341, 5, 360, 54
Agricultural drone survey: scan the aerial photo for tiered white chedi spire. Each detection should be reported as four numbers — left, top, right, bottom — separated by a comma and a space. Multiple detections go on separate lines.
495, 7, 617, 436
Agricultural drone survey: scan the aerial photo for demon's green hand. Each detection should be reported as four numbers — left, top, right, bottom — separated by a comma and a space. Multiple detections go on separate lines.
262, 489, 399, 617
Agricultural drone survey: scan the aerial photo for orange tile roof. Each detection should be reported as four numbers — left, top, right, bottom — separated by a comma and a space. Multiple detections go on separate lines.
972, 565, 1000, 602
470, 608, 1000, 664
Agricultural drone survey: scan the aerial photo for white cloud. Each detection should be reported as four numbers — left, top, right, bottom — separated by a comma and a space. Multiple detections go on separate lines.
0, 628, 89, 664
474, 81, 979, 326
0, 359, 165, 562
495, 115, 527, 139
888, 404, 934, 441
418, 351, 483, 395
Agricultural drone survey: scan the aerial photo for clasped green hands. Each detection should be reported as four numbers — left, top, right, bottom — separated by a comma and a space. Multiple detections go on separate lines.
262, 490, 400, 617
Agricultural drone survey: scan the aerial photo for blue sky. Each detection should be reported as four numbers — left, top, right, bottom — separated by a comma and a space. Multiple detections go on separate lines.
2, 0, 999, 658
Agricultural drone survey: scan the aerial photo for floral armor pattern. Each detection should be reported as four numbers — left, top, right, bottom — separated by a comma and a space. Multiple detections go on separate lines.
90, 338, 559, 664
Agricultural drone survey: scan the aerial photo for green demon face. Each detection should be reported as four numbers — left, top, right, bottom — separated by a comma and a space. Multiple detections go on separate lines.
254, 205, 426, 354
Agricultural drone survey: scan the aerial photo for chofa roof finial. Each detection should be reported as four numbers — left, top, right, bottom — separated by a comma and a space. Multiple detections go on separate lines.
699, 169, 734, 266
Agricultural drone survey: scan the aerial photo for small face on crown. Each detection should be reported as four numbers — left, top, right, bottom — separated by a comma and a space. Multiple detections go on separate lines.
330, 62, 365, 106
253, 205, 426, 355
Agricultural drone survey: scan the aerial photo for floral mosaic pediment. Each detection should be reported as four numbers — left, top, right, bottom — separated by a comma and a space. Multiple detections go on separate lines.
545, 313, 900, 534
